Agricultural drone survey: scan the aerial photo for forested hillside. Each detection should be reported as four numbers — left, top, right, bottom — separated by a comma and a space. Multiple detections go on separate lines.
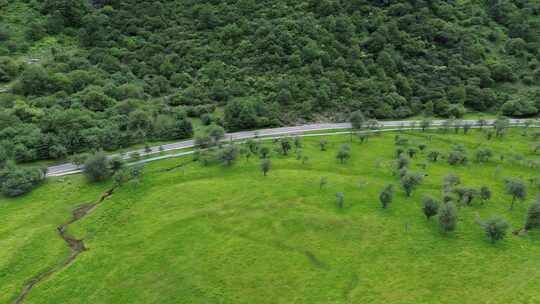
1, 0, 540, 164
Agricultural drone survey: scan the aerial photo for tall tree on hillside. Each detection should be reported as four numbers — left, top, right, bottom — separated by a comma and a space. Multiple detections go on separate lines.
504, 178, 527, 210
83, 151, 111, 182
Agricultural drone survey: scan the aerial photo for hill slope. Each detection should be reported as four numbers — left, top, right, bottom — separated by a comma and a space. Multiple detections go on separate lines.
1, 129, 540, 303
0, 0, 540, 163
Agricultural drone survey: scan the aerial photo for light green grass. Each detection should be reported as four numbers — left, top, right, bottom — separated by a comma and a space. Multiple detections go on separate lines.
1, 129, 540, 303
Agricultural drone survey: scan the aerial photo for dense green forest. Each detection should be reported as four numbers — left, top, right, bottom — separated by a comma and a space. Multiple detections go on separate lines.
1, 0, 540, 166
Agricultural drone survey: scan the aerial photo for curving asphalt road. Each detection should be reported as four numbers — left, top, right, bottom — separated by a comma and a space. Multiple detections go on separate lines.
46, 119, 529, 177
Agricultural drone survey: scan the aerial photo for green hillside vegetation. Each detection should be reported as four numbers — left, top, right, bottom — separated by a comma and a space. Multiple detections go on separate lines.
2, 127, 540, 303
0, 0, 540, 167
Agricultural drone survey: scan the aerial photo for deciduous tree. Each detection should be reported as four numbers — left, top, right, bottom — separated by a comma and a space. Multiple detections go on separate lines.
379, 184, 394, 209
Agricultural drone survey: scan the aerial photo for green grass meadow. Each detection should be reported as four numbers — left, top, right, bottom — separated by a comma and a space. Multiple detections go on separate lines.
1, 129, 540, 303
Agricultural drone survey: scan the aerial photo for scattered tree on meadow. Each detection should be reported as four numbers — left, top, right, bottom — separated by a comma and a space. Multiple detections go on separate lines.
427, 150, 440, 162
218, 145, 238, 166
279, 138, 292, 155
448, 149, 468, 166
422, 196, 439, 220
379, 184, 394, 209
476, 148, 494, 163
400, 172, 423, 197
442, 191, 454, 204
443, 174, 461, 189
246, 139, 260, 154
397, 154, 410, 170
504, 178, 527, 210
113, 165, 144, 188
336, 144, 351, 164
483, 217, 509, 243
439, 202, 458, 233
259, 146, 270, 159
453, 187, 478, 206
319, 140, 328, 151
261, 159, 271, 176
407, 147, 417, 158
479, 186, 492, 205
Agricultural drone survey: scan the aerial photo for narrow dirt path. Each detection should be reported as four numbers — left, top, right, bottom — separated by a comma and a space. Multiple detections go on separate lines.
13, 188, 115, 304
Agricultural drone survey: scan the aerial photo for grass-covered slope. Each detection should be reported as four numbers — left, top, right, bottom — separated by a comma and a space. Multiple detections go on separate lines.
1, 129, 540, 303
0, 176, 107, 303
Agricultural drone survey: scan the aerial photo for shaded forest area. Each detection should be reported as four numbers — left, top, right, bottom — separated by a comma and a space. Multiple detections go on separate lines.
0, 0, 540, 165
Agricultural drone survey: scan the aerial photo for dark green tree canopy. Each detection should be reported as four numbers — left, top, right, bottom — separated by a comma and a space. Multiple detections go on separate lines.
1, 0, 540, 164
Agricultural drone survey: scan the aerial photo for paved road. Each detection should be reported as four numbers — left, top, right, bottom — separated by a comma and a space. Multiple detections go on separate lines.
46, 119, 529, 177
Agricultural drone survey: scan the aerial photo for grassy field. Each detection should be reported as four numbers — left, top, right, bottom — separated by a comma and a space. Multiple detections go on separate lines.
1, 128, 540, 303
